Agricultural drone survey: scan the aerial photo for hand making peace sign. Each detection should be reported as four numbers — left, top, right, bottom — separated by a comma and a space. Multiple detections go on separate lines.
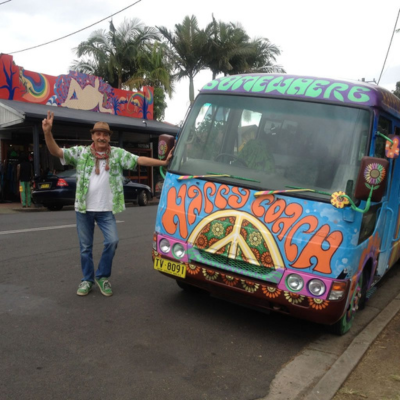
42, 111, 54, 135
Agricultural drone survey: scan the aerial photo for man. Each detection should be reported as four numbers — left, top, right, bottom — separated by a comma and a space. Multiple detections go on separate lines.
42, 111, 173, 297
238, 130, 275, 173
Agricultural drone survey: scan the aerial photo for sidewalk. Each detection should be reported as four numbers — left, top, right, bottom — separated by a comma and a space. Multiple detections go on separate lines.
0, 201, 51, 214
0, 201, 37, 214
308, 294, 400, 400
332, 309, 400, 400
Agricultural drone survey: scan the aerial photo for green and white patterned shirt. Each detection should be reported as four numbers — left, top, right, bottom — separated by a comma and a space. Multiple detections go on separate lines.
62, 146, 138, 214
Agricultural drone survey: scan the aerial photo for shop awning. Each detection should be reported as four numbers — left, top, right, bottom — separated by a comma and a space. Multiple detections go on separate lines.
0, 99, 179, 136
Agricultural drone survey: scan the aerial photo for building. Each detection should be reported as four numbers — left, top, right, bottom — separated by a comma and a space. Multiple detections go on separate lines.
0, 54, 178, 202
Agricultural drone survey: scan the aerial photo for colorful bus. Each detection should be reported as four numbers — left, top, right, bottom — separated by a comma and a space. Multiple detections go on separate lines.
153, 74, 400, 335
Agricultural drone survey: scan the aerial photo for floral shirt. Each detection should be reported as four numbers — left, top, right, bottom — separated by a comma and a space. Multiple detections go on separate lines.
63, 146, 138, 214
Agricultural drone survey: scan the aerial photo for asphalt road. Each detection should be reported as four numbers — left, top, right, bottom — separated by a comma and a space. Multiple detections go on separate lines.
1, 205, 398, 400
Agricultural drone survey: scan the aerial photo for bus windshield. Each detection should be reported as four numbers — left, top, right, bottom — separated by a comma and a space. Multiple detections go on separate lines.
169, 94, 371, 200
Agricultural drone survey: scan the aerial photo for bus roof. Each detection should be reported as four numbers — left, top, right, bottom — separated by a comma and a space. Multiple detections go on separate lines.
200, 74, 400, 118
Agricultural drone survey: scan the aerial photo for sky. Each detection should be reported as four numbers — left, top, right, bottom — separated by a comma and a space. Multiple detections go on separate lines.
1, 0, 400, 126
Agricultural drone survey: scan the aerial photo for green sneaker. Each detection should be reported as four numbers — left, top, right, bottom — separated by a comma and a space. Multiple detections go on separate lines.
77, 281, 93, 296
95, 278, 113, 297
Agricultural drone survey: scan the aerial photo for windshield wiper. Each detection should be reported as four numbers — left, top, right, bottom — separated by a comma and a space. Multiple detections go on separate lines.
178, 172, 260, 183
207, 172, 260, 183
255, 185, 332, 197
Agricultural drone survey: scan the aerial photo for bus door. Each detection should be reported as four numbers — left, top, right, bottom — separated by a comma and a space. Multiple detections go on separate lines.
374, 114, 398, 276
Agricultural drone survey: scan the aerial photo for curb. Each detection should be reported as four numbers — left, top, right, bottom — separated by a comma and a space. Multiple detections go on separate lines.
304, 293, 400, 400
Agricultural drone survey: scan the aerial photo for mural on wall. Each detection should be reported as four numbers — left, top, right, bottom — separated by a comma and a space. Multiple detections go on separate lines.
0, 54, 153, 119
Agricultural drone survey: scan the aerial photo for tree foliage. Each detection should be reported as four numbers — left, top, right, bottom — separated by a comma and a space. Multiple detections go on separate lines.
159, 15, 285, 103
157, 16, 211, 103
70, 15, 286, 120
393, 81, 400, 98
153, 87, 168, 121
124, 41, 174, 98
71, 18, 159, 89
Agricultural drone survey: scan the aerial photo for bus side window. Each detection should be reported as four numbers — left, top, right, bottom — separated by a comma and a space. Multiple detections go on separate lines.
375, 117, 392, 158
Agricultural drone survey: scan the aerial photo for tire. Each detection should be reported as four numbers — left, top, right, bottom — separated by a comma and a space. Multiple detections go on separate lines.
46, 204, 63, 211
329, 272, 365, 336
138, 190, 148, 206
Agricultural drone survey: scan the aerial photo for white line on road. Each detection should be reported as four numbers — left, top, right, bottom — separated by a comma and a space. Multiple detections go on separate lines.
0, 221, 124, 235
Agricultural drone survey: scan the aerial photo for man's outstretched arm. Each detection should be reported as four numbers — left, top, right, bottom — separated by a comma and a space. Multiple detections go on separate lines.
137, 147, 174, 167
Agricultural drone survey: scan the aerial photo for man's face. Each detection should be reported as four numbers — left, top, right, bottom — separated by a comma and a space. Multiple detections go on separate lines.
92, 130, 110, 151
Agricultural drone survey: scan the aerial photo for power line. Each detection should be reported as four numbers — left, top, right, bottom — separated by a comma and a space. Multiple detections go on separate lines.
8, 0, 142, 55
378, 7, 400, 84
0, 0, 12, 5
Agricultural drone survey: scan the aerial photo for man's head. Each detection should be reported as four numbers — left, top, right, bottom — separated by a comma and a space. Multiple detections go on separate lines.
90, 121, 112, 151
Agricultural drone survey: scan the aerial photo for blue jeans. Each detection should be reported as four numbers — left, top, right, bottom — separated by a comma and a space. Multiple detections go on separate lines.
76, 211, 119, 283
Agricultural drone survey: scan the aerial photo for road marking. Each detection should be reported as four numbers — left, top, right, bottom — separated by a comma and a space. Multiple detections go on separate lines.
0, 221, 124, 236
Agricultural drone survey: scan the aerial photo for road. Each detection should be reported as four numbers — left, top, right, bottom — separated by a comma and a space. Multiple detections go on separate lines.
0, 205, 399, 400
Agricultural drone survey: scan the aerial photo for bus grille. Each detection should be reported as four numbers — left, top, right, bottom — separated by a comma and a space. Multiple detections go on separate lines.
193, 249, 284, 284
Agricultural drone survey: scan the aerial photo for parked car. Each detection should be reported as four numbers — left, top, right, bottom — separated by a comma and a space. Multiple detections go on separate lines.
32, 169, 153, 211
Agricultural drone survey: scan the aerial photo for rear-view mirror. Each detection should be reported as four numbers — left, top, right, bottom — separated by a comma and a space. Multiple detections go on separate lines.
158, 134, 175, 161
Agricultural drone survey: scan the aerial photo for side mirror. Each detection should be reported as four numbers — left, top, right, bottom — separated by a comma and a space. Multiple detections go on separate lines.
158, 134, 175, 179
354, 157, 389, 202
158, 134, 175, 161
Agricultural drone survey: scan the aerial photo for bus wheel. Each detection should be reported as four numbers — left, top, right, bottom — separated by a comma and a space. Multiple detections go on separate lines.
329, 272, 364, 336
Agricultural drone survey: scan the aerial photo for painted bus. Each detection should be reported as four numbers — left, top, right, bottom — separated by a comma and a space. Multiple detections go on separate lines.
153, 73, 400, 335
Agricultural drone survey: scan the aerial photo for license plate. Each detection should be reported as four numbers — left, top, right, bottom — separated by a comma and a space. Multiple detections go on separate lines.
39, 183, 51, 189
154, 256, 186, 278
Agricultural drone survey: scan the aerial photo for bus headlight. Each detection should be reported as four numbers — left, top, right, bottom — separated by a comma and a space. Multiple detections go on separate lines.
159, 238, 171, 253
286, 274, 304, 292
308, 279, 326, 296
173, 243, 185, 259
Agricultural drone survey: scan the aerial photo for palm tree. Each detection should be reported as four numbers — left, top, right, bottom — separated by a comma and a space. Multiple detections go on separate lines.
242, 38, 285, 74
125, 41, 175, 121
204, 16, 285, 77
157, 15, 209, 103
393, 81, 400, 98
222, 37, 284, 75
71, 18, 160, 89
125, 41, 174, 98
205, 17, 252, 79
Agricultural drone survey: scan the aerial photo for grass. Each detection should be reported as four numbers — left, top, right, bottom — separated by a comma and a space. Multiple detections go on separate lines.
339, 387, 367, 397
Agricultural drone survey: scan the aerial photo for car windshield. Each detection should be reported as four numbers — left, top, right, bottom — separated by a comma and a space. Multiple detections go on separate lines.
169, 94, 371, 200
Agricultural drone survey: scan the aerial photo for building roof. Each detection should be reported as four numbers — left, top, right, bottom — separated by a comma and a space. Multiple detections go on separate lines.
0, 99, 179, 136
